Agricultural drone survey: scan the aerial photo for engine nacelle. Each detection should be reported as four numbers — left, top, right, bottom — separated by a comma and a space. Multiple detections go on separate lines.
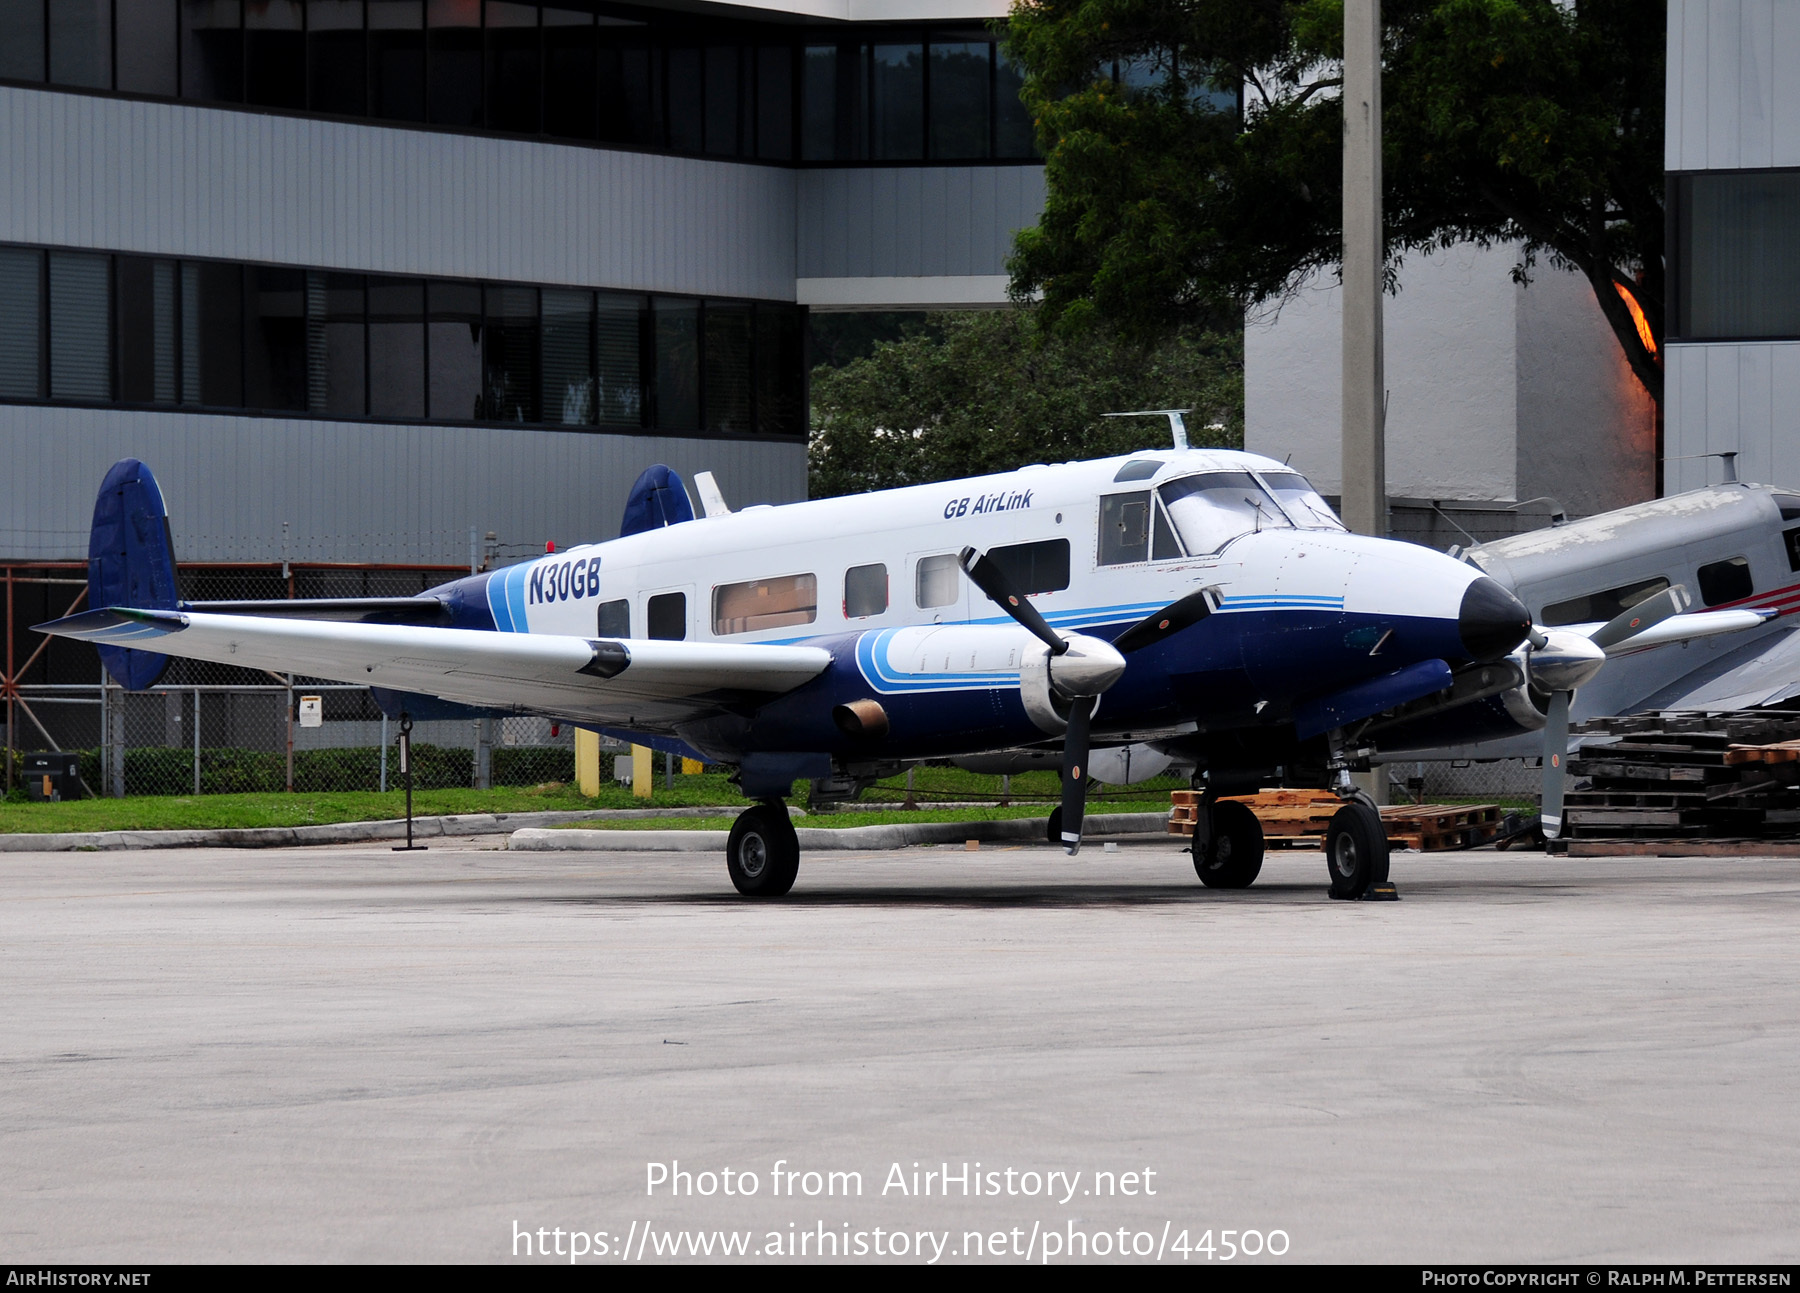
1018, 634, 1127, 735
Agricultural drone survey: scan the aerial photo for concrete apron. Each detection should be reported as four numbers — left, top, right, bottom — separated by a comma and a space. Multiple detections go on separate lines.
510, 812, 1172, 853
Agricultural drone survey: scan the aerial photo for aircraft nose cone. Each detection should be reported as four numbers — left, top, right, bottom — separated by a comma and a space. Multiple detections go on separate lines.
1458, 576, 1531, 661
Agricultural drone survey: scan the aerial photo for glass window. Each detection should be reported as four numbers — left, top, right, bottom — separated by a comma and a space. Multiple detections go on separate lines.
596, 597, 629, 637
704, 301, 751, 433
870, 43, 923, 160
50, 0, 112, 89
646, 590, 685, 641
1785, 529, 1800, 574
1152, 498, 1182, 560
597, 37, 658, 147
426, 279, 481, 420
0, 0, 46, 82
118, 2, 179, 95
485, 1, 539, 135
48, 252, 110, 401
595, 292, 642, 426
1541, 577, 1671, 628
542, 7, 595, 140
308, 0, 367, 116
245, 0, 305, 109
754, 305, 803, 435
368, 276, 425, 418
755, 46, 791, 161
1698, 556, 1754, 607
1679, 172, 1800, 339
915, 553, 960, 608
426, 0, 480, 127
652, 297, 698, 430
1258, 470, 1345, 531
369, 0, 424, 121
1098, 491, 1151, 566
994, 42, 1033, 158
800, 44, 836, 160
542, 288, 594, 426
844, 563, 886, 618
929, 39, 989, 160
183, 0, 243, 102
1113, 459, 1161, 482
313, 271, 366, 416
245, 266, 307, 411
0, 247, 42, 399
117, 257, 179, 405
666, 46, 702, 153
713, 572, 817, 635
483, 284, 538, 422
1158, 472, 1291, 555
987, 538, 1069, 595
703, 45, 738, 156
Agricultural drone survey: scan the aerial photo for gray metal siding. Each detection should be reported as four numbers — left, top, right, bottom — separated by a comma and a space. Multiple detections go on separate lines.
0, 404, 807, 564
796, 165, 1045, 279
1665, 340, 1800, 493
1667, 0, 1800, 171
0, 87, 798, 299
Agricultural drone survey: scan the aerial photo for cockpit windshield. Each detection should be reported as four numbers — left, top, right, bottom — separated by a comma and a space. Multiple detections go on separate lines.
1158, 472, 1291, 554
1257, 471, 1346, 532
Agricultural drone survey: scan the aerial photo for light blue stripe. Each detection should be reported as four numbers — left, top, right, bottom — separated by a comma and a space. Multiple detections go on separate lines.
506, 564, 531, 631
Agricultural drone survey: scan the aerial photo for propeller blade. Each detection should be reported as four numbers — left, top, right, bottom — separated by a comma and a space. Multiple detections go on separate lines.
959, 547, 1066, 655
1540, 689, 1573, 840
1109, 586, 1222, 655
1059, 695, 1094, 855
1587, 585, 1691, 651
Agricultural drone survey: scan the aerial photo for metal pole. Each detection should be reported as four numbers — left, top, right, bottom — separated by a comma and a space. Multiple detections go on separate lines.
392, 713, 426, 851
380, 711, 389, 793
5, 563, 12, 792
285, 674, 294, 792
192, 688, 200, 795
1341, 0, 1386, 539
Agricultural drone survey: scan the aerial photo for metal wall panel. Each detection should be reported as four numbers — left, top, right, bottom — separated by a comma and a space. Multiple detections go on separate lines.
1667, 0, 1800, 171
795, 165, 1045, 279
0, 87, 798, 299
1665, 340, 1800, 493
0, 404, 807, 564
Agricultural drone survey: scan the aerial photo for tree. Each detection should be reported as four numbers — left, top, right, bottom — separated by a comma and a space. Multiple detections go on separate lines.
808, 310, 1242, 498
1005, 0, 1667, 405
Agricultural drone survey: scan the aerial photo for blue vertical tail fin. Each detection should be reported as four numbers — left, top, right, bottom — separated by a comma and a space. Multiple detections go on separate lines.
88, 458, 180, 690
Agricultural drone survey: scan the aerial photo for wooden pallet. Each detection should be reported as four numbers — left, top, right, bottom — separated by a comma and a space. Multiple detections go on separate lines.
1168, 791, 1503, 851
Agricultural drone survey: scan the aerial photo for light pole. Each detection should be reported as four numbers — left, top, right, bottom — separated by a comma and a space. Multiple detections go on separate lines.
1341, 0, 1385, 541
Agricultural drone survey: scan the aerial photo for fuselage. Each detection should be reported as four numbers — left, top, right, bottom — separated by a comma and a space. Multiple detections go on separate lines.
420, 448, 1520, 766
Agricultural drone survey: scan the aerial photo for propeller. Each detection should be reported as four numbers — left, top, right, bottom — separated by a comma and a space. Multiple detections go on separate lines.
959, 547, 1220, 854
1532, 585, 1693, 841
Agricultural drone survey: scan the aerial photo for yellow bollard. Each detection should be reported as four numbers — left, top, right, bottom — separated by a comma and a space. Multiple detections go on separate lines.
575, 728, 600, 797
681, 757, 703, 775
632, 744, 654, 799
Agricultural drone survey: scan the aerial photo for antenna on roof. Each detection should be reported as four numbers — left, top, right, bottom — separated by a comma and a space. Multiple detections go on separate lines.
1102, 408, 1191, 451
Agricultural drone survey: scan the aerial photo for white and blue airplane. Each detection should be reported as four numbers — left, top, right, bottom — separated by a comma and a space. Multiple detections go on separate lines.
38, 448, 1773, 899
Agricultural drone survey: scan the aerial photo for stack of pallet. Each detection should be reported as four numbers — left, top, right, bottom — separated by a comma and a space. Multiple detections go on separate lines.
1562, 710, 1800, 839
1169, 789, 1504, 852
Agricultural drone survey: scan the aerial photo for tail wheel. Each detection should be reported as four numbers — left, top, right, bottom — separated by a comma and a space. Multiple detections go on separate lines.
1325, 802, 1390, 899
1193, 798, 1265, 889
726, 803, 800, 897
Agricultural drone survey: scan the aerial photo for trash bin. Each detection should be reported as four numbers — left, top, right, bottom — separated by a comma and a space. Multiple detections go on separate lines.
21, 752, 81, 802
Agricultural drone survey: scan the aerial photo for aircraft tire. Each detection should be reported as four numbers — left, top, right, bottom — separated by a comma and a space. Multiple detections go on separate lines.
727, 803, 799, 897
1045, 806, 1062, 845
1325, 802, 1390, 899
1193, 799, 1264, 889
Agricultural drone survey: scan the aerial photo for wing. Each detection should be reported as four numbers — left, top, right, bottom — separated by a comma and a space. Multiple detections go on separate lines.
38, 608, 831, 727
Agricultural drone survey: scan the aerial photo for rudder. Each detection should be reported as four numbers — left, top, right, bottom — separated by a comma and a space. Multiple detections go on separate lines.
88, 458, 180, 690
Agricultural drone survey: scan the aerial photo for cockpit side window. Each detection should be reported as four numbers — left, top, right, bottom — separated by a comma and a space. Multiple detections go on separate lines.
1099, 492, 1152, 565
1541, 576, 1670, 627
1157, 472, 1291, 555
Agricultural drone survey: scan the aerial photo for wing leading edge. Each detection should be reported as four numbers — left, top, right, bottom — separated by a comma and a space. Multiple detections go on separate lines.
38, 608, 831, 725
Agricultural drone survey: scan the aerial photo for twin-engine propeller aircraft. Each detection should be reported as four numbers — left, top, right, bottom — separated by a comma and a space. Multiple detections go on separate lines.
38, 452, 1771, 899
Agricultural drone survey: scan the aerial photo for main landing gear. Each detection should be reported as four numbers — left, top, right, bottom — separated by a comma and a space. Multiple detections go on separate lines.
726, 802, 800, 897
1191, 798, 1265, 889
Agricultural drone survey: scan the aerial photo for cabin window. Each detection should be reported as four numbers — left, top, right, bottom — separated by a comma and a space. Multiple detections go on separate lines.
647, 591, 686, 640
1698, 556, 1754, 606
1785, 529, 1800, 573
596, 598, 630, 637
844, 563, 888, 618
1775, 494, 1800, 522
1099, 492, 1151, 565
712, 573, 817, 635
987, 539, 1070, 595
1541, 577, 1670, 627
915, 553, 961, 608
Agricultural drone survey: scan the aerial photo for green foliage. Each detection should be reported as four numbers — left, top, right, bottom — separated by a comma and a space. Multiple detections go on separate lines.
1005, 0, 1666, 403
808, 308, 1243, 498
64, 745, 575, 796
